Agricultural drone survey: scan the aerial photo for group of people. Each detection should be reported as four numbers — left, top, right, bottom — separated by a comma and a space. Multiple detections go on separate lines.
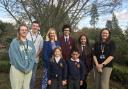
8, 21, 116, 89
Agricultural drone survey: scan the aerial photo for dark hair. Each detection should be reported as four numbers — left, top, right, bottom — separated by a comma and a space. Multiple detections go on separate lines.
78, 34, 90, 46
78, 34, 92, 56
99, 28, 111, 42
71, 47, 80, 54
32, 21, 40, 26
62, 24, 72, 32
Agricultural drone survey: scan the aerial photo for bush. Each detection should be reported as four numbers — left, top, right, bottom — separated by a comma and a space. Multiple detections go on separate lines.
111, 64, 128, 88
0, 60, 10, 73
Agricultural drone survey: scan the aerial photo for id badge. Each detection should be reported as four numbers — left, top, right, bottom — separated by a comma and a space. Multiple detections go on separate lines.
100, 55, 105, 60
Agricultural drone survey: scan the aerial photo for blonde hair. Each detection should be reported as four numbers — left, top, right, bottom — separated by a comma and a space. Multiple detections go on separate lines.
17, 24, 28, 41
45, 27, 58, 41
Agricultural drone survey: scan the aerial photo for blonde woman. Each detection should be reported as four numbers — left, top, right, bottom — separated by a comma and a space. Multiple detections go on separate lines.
42, 27, 60, 89
9, 24, 36, 89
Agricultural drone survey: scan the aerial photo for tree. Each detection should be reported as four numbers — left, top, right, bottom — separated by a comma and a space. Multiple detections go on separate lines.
106, 20, 112, 30
90, 3, 99, 29
111, 12, 122, 36
124, 26, 128, 40
112, 12, 120, 30
0, 0, 122, 34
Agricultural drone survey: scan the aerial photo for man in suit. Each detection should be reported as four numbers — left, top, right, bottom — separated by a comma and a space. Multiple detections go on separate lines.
59, 24, 75, 61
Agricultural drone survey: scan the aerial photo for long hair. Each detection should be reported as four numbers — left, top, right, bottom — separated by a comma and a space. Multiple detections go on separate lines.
78, 33, 91, 56
99, 28, 111, 43
17, 24, 28, 41
51, 47, 62, 62
45, 27, 58, 41
78, 33, 90, 47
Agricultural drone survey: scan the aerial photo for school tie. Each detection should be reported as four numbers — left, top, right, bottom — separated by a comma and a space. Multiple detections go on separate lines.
82, 46, 85, 52
82, 46, 85, 56
65, 38, 68, 43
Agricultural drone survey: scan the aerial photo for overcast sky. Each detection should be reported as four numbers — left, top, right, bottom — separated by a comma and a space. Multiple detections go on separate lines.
0, 0, 128, 30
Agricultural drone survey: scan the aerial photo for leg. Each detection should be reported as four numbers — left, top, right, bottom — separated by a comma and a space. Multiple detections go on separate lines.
74, 80, 80, 89
30, 63, 38, 89
68, 80, 74, 89
94, 67, 101, 89
10, 65, 24, 89
23, 71, 32, 89
101, 67, 112, 89
41, 68, 48, 89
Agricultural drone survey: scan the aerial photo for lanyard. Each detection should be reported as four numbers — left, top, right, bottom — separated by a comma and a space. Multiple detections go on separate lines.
20, 39, 28, 54
101, 43, 105, 54
30, 31, 38, 44
19, 39, 29, 61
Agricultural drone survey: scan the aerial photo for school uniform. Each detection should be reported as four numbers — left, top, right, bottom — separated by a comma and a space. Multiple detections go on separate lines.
77, 44, 93, 89
48, 58, 67, 89
67, 58, 85, 89
60, 36, 75, 60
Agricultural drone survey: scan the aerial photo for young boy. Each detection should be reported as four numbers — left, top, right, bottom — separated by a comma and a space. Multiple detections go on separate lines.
67, 48, 85, 89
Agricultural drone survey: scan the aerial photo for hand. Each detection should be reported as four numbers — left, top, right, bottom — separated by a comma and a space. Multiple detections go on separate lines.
96, 64, 103, 72
62, 80, 67, 86
48, 80, 52, 85
80, 80, 83, 86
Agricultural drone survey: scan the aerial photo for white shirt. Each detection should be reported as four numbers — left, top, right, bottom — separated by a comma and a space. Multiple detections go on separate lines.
71, 58, 80, 62
55, 57, 61, 63
64, 36, 69, 42
27, 30, 43, 63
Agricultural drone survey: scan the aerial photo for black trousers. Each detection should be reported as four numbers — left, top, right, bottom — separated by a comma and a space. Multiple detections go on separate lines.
80, 75, 87, 89
68, 79, 80, 89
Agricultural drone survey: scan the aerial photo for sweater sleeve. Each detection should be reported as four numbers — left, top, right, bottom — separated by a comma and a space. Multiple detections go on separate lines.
9, 39, 26, 73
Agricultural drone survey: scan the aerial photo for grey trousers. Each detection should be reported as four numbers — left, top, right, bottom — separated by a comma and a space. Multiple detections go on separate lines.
94, 67, 112, 89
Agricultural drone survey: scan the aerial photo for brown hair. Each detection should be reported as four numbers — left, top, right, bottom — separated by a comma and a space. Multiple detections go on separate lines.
17, 24, 28, 40
51, 47, 62, 61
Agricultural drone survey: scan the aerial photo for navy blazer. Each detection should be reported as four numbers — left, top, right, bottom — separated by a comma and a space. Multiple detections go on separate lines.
67, 59, 85, 80
48, 58, 67, 80
42, 41, 60, 68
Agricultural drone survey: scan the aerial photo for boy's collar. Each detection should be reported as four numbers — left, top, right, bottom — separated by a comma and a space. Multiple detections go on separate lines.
71, 58, 79, 62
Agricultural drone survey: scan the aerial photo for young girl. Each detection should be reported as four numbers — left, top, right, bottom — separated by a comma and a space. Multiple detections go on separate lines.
9, 24, 36, 89
77, 34, 93, 89
47, 47, 67, 89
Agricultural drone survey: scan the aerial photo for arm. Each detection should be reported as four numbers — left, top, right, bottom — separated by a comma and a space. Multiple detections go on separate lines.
102, 41, 116, 66
9, 39, 26, 73
36, 37, 43, 58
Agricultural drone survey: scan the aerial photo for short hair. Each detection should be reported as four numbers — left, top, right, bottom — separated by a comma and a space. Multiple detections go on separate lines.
32, 21, 40, 26
32, 21, 39, 24
71, 48, 80, 54
62, 24, 72, 32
